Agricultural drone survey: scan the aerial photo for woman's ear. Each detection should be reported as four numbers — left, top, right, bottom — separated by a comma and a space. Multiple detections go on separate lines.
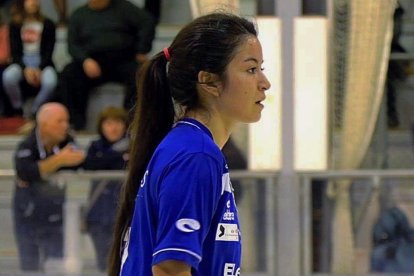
197, 71, 221, 97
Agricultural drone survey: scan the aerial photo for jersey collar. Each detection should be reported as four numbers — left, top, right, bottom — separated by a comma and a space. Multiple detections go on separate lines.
175, 118, 213, 140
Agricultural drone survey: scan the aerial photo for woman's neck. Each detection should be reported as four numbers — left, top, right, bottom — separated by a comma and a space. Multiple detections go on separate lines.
24, 15, 38, 22
184, 111, 234, 149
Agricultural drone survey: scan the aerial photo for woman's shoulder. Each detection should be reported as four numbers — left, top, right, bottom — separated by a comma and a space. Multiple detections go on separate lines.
9, 21, 21, 31
89, 137, 108, 146
159, 128, 224, 167
167, 125, 221, 152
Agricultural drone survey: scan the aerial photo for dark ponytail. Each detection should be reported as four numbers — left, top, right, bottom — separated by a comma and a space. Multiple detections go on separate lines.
108, 52, 174, 276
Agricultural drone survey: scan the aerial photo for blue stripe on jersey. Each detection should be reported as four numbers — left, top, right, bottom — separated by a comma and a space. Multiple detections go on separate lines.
120, 118, 242, 276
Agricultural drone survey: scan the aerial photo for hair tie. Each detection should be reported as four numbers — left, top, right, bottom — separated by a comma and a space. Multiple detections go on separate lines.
163, 47, 171, 61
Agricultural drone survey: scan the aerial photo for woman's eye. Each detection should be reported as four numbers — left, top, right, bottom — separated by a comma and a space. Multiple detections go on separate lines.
247, 68, 257, 74
247, 67, 265, 74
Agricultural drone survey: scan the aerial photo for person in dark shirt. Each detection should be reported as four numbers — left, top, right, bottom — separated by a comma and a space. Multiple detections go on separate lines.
144, 0, 162, 24
59, 0, 156, 130
13, 102, 85, 271
83, 106, 129, 271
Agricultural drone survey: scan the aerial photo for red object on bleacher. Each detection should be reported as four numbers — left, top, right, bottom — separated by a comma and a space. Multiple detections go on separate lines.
0, 117, 27, 134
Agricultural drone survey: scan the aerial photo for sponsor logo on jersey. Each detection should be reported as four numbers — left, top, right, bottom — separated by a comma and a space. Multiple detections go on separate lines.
224, 262, 241, 276
223, 200, 235, 221
223, 210, 235, 221
215, 223, 239, 241
175, 218, 201, 233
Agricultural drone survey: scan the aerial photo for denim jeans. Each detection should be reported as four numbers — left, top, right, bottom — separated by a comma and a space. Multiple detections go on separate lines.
88, 223, 113, 271
2, 64, 57, 116
13, 211, 63, 271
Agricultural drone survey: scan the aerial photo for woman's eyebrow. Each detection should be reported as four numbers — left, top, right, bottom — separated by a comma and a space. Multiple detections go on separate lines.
243, 57, 258, 63
243, 57, 264, 64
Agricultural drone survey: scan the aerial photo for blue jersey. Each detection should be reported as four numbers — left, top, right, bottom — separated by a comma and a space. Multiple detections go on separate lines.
120, 118, 242, 276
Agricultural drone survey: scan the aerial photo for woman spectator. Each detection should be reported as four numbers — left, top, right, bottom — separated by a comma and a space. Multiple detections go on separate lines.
83, 106, 129, 272
2, 0, 57, 120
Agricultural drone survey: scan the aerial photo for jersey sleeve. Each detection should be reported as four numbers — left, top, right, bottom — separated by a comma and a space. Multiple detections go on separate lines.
152, 153, 223, 270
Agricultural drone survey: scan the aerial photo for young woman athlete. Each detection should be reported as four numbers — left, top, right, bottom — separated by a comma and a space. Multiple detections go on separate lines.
109, 12, 271, 276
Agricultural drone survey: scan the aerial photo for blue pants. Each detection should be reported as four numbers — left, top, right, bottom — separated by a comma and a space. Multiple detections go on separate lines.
2, 64, 57, 117
88, 224, 113, 271
13, 213, 63, 271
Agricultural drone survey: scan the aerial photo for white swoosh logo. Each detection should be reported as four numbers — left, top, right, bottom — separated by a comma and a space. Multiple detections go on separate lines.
140, 170, 149, 188
176, 218, 201, 233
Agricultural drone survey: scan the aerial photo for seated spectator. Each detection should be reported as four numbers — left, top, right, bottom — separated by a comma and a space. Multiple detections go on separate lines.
60, 0, 155, 130
13, 102, 85, 271
2, 0, 57, 121
82, 106, 129, 271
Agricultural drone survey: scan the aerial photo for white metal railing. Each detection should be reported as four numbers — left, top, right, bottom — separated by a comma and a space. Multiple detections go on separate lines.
0, 169, 277, 276
299, 170, 414, 276
2, 169, 414, 275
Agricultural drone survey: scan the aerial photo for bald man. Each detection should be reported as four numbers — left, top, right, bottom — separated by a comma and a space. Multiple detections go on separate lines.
12, 102, 85, 271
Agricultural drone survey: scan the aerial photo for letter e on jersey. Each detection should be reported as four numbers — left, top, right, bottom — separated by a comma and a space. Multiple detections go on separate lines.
224, 263, 241, 276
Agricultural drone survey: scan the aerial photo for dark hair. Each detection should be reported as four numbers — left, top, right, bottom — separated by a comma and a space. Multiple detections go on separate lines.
11, 0, 44, 25
96, 106, 128, 137
108, 12, 257, 275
